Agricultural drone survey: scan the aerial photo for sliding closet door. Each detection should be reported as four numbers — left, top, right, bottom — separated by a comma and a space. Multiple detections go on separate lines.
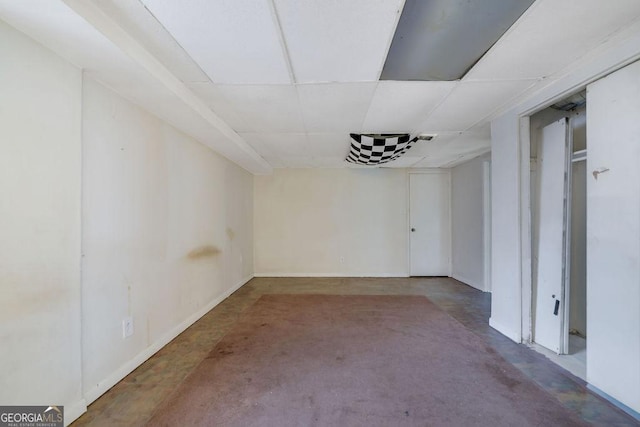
534, 118, 571, 354
587, 60, 640, 412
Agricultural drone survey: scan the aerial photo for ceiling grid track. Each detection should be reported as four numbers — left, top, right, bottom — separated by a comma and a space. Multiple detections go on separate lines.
410, 83, 458, 133
374, 0, 407, 81
267, 0, 297, 84
463, 0, 544, 80
359, 81, 381, 133
136, 0, 212, 84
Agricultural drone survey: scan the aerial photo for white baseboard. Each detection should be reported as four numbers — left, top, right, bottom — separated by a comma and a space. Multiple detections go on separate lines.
587, 384, 640, 421
489, 317, 522, 343
451, 273, 485, 292
83, 274, 253, 405
64, 398, 87, 426
254, 272, 409, 278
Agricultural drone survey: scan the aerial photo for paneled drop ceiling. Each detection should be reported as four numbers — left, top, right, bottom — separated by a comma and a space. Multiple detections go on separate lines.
1, 0, 640, 173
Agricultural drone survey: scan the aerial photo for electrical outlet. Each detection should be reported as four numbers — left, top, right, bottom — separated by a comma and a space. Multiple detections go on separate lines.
122, 316, 134, 338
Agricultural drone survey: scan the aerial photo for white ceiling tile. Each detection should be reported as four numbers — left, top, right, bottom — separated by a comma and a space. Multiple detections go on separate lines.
274, 0, 404, 83
279, 157, 316, 168
466, 0, 640, 80
382, 156, 424, 168
215, 85, 304, 133
345, 164, 378, 169
465, 122, 494, 136
407, 132, 460, 157
297, 83, 377, 133
140, 0, 291, 84
362, 81, 457, 133
412, 157, 453, 168
408, 131, 491, 168
415, 80, 537, 132
439, 138, 491, 158
413, 146, 490, 169
410, 128, 491, 156
266, 133, 309, 157
240, 132, 308, 158
442, 152, 490, 168
309, 157, 350, 168
306, 133, 351, 158
450, 133, 492, 150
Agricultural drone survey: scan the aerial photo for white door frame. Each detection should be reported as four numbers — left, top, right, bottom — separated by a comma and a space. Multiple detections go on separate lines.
406, 169, 452, 277
520, 115, 534, 343
483, 160, 492, 292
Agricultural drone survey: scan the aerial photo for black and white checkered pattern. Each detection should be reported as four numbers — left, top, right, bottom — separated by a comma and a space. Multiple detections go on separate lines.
346, 133, 418, 165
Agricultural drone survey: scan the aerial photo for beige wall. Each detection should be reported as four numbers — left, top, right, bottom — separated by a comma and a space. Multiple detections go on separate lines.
81, 77, 254, 403
0, 19, 255, 424
254, 168, 408, 276
0, 20, 84, 417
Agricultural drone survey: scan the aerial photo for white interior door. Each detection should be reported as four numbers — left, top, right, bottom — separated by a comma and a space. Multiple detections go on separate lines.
586, 61, 640, 410
534, 118, 571, 354
409, 172, 450, 276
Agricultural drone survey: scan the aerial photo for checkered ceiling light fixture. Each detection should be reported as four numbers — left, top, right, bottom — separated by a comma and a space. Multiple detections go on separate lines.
346, 133, 419, 166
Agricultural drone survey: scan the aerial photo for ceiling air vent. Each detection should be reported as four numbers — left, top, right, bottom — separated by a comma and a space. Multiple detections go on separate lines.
417, 134, 437, 142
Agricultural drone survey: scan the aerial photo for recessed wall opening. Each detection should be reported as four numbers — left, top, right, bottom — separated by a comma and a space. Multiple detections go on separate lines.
528, 91, 587, 379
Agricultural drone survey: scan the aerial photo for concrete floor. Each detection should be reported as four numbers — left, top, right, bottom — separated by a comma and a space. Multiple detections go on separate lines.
72, 277, 639, 426
530, 335, 587, 381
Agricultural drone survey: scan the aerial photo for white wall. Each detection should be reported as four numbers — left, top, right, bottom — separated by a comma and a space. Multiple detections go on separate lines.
254, 168, 407, 277
451, 155, 489, 291
0, 20, 84, 418
490, 112, 525, 342
81, 77, 254, 403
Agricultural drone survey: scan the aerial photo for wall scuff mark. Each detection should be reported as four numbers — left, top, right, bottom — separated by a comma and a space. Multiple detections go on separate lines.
226, 228, 236, 240
187, 245, 221, 259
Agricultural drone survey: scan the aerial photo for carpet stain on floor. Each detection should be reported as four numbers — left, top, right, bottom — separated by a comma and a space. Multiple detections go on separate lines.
484, 361, 522, 391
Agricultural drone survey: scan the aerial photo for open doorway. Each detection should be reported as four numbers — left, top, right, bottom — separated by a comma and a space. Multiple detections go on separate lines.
528, 92, 587, 379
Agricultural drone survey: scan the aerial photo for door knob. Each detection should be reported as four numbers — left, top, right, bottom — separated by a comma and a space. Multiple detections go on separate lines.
411, 228, 416, 232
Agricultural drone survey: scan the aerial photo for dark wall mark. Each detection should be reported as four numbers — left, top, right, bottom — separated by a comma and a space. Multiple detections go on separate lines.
187, 245, 221, 260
